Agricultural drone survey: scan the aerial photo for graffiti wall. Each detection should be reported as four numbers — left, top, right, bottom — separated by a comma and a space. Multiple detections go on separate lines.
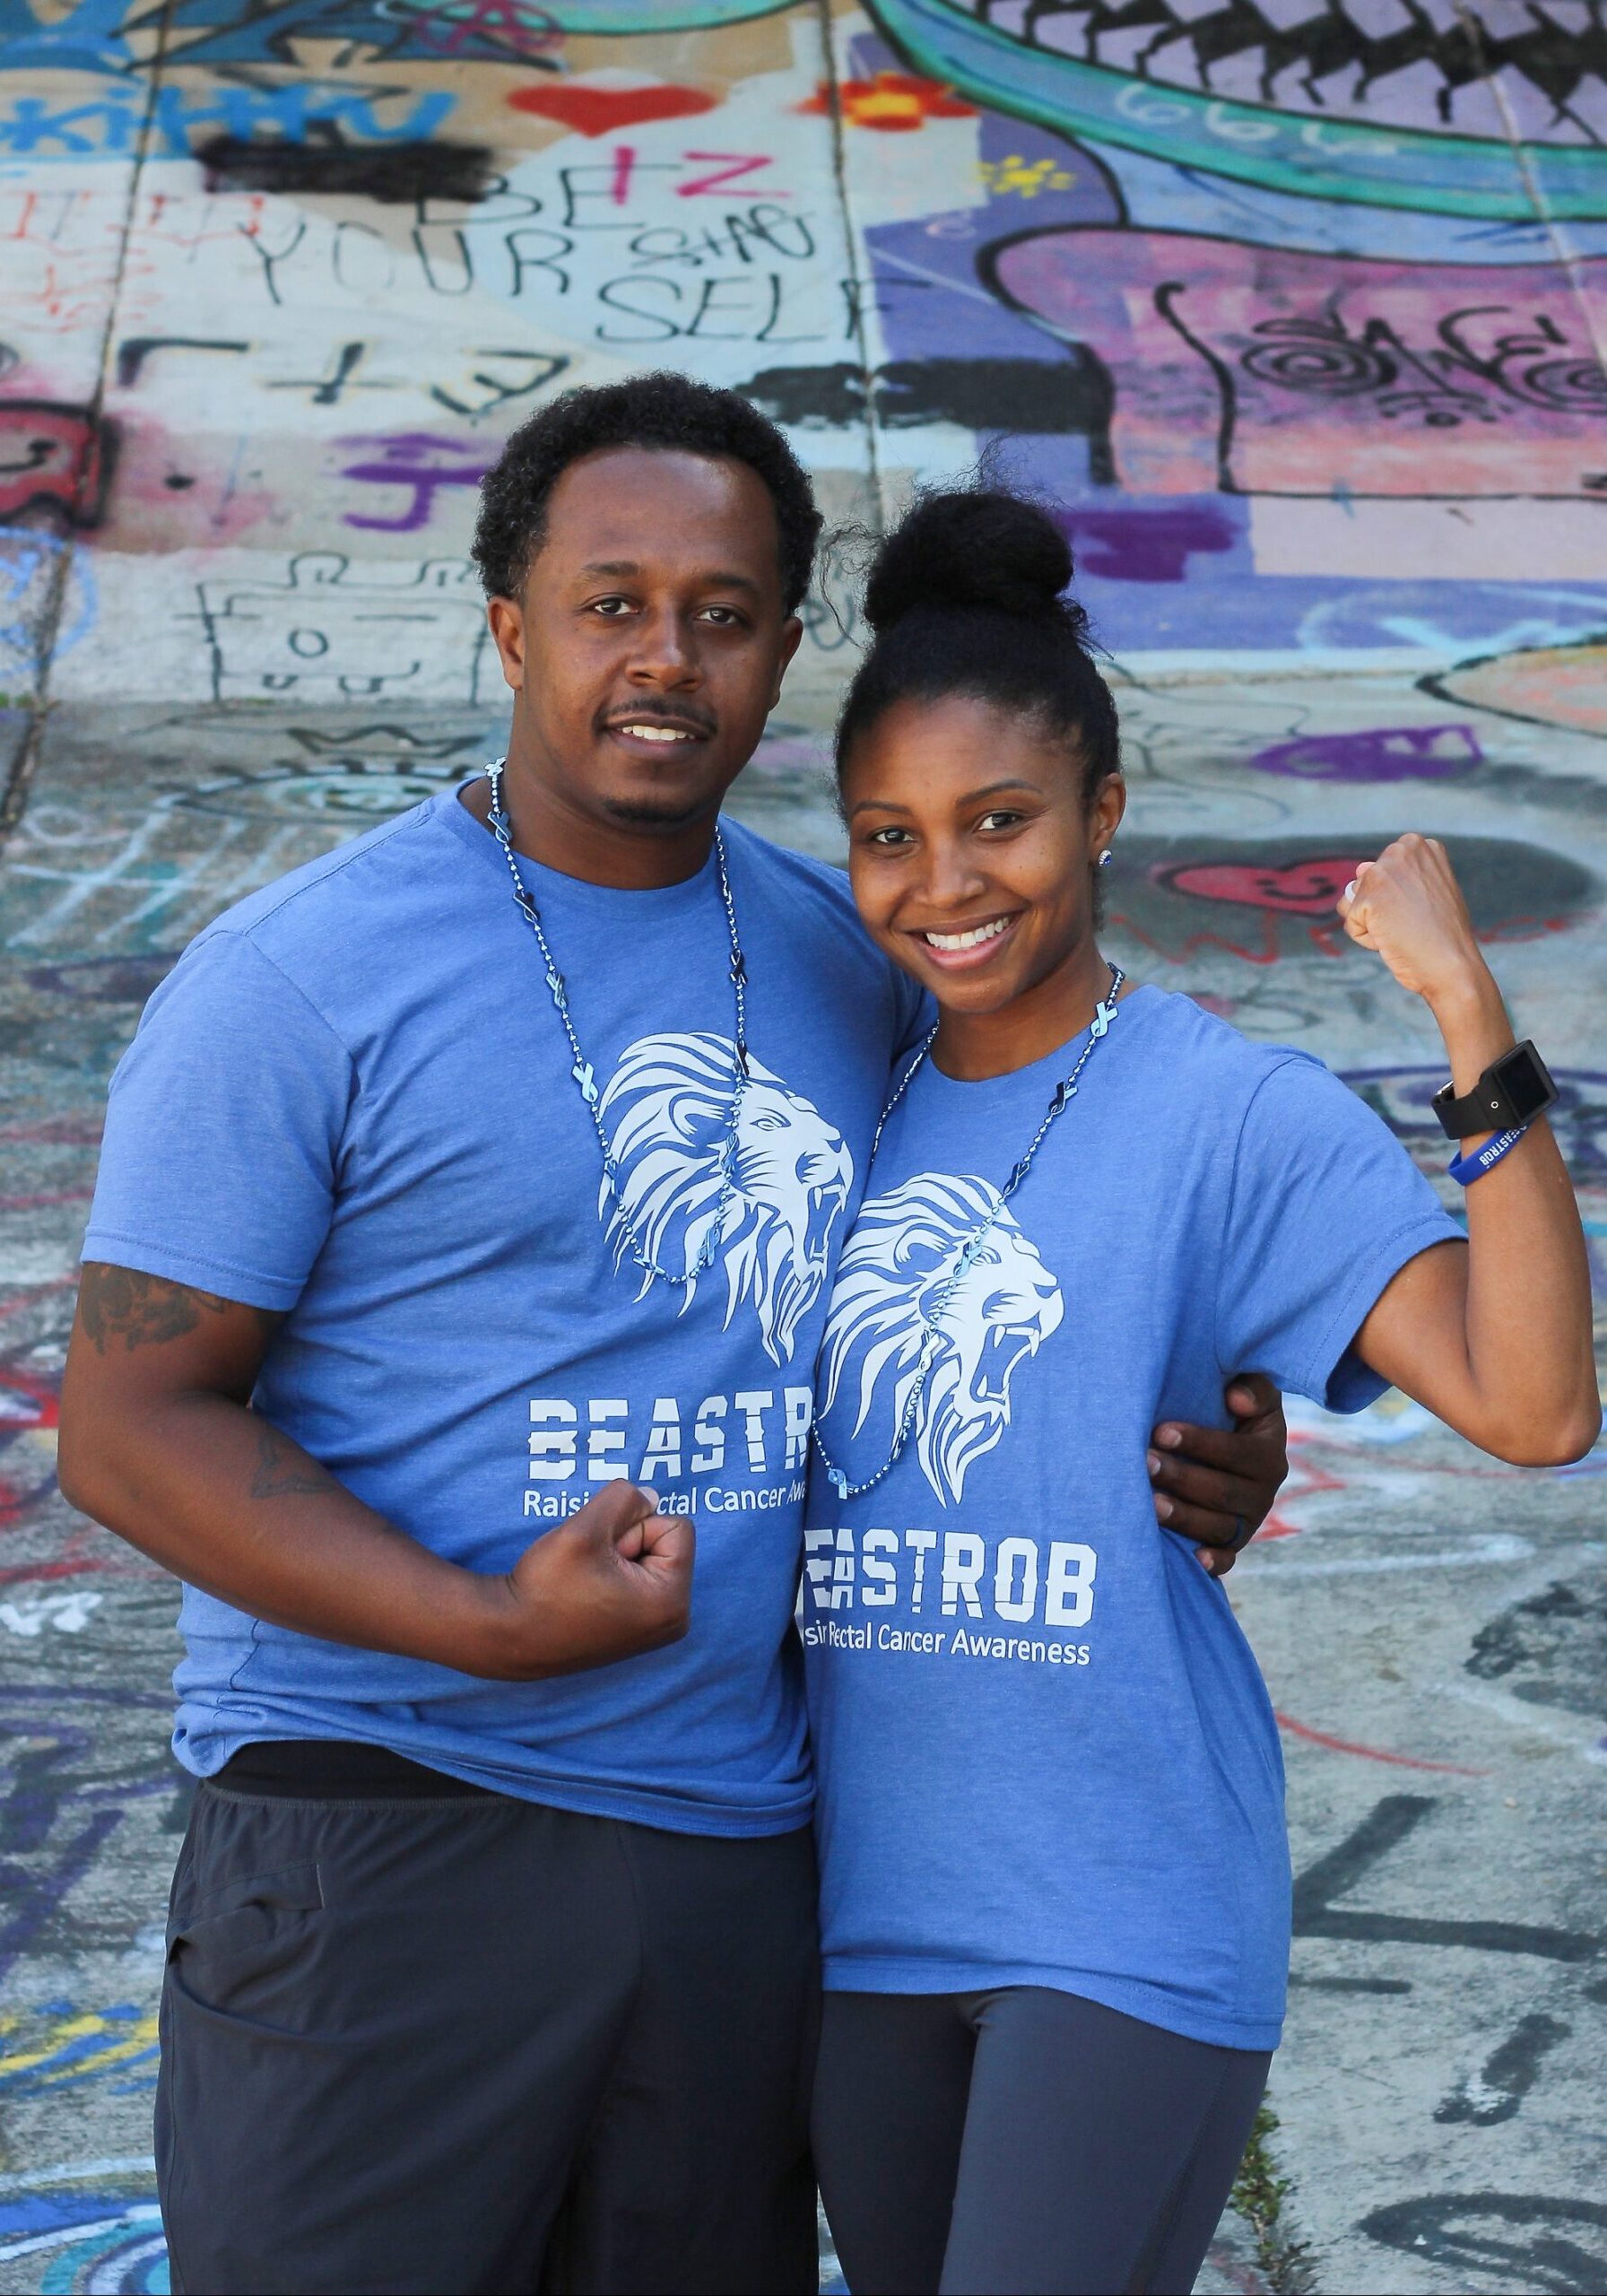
5, 0, 1607, 995
4, 0, 1606, 700
2, 4, 1605, 2293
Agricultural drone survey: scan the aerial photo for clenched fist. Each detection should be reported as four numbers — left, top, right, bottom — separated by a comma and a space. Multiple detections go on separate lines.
469, 1481, 693, 1680
1336, 834, 1488, 1010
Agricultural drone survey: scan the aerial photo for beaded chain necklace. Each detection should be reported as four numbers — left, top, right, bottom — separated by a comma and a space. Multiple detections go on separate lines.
812, 963, 1125, 1500
484, 757, 751, 1293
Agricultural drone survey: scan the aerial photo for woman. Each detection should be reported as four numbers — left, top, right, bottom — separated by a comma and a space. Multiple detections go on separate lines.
801, 490, 1597, 2296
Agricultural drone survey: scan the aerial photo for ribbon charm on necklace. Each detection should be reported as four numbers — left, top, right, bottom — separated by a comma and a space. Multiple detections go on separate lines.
813, 965, 1125, 1503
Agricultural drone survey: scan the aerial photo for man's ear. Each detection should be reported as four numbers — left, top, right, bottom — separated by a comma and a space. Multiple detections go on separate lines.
487, 596, 526, 693
770, 613, 804, 706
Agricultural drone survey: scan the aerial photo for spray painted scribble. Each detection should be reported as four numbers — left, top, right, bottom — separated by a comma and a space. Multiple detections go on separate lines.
197, 553, 491, 700
989, 232, 1607, 498
0, 406, 114, 527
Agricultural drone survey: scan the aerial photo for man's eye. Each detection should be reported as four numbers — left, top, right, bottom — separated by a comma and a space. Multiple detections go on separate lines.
699, 604, 745, 626
589, 596, 634, 616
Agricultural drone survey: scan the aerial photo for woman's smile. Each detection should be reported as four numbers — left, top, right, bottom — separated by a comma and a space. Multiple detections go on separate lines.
843, 692, 1124, 1075
909, 912, 1022, 970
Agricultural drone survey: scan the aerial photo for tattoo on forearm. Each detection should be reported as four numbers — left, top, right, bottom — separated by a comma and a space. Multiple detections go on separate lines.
78, 1265, 234, 1354
250, 1422, 333, 1500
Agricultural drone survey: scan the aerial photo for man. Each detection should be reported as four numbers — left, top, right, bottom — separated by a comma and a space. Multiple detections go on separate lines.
59, 373, 1287, 2296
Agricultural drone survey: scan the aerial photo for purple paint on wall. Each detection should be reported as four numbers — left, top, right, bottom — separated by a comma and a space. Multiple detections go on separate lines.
1055, 505, 1237, 584
340, 434, 491, 533
1251, 725, 1483, 781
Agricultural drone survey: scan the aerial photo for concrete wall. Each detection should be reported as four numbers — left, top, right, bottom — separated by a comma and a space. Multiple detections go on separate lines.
2, 5, 1605, 2292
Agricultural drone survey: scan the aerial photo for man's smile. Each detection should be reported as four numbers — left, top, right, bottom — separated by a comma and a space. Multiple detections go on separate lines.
602, 710, 717, 760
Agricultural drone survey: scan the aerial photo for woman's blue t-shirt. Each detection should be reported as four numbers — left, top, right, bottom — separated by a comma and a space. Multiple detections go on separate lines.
804, 985, 1462, 2049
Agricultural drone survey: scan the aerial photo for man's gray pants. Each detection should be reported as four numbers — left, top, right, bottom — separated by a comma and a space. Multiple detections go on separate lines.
156, 1778, 820, 2295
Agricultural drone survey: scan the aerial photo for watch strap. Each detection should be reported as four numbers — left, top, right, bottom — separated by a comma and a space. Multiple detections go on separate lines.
1432, 1039, 1554, 1141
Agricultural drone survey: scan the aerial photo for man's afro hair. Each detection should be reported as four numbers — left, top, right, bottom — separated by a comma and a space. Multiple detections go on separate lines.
472, 370, 821, 614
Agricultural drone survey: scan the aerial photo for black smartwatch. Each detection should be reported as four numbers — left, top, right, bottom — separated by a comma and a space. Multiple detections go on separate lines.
1433, 1039, 1557, 1141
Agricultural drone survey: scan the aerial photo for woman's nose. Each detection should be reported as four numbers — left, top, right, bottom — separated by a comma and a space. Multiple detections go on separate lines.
920, 842, 988, 908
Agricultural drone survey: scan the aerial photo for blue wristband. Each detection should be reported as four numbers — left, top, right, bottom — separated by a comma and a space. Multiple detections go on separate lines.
1447, 1123, 1530, 1187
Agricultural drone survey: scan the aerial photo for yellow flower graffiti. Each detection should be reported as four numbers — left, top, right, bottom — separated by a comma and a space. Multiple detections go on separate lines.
977, 155, 1075, 198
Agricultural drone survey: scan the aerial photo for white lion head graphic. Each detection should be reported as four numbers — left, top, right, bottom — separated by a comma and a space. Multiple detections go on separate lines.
817, 1173, 1064, 1506
597, 1031, 853, 1366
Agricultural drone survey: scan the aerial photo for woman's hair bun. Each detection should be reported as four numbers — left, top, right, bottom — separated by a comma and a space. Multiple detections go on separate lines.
862, 489, 1074, 635
836, 483, 1116, 797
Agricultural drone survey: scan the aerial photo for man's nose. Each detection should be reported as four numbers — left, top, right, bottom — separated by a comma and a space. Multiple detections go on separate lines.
628, 606, 700, 686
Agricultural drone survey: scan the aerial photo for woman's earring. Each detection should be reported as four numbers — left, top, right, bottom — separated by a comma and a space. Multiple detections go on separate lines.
1098, 848, 1114, 869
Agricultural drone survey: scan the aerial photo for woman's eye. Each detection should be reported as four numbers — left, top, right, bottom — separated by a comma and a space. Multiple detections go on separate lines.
978, 810, 1022, 831
699, 604, 745, 627
867, 826, 913, 848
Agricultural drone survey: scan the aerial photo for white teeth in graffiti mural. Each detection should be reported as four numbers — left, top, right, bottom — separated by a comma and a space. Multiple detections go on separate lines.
873, 0, 1607, 213
933, 0, 1605, 137
196, 554, 491, 702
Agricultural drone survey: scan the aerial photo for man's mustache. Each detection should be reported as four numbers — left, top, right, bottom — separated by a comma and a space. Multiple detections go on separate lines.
600, 708, 718, 738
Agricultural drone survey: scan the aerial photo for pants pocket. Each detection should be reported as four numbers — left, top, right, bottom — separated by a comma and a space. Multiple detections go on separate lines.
166, 1860, 326, 2017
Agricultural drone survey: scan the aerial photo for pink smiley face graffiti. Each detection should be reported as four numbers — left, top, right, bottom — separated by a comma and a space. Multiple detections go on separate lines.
1160, 857, 1370, 916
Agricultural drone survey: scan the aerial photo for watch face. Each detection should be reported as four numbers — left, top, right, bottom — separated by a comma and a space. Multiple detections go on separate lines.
1495, 1043, 1556, 1125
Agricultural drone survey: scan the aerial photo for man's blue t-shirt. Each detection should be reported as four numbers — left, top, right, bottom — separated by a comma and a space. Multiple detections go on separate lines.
83, 787, 918, 1835
803, 986, 1463, 2047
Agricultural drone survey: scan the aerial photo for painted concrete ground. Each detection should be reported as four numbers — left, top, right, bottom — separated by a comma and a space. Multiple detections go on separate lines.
2, 2, 1606, 2291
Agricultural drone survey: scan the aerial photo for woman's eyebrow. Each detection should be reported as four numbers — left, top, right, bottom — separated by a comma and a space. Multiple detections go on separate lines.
848, 778, 1046, 822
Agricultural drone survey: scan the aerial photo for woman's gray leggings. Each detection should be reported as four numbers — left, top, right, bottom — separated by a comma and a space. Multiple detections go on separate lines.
813, 1985, 1271, 2296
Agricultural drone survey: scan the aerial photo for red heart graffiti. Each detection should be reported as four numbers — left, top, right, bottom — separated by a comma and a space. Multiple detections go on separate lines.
507, 83, 717, 135
1164, 858, 1371, 915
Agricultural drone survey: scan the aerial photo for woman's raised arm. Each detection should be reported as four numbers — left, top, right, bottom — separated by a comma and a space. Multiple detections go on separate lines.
1341, 836, 1599, 1467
